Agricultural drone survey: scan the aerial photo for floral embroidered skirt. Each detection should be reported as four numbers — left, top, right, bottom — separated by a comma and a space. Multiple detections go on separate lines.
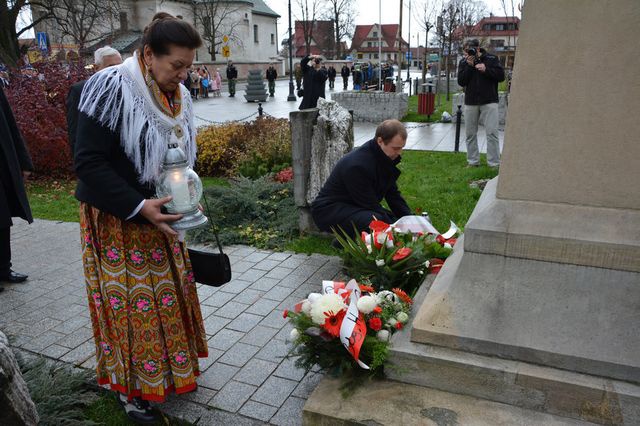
79, 203, 208, 402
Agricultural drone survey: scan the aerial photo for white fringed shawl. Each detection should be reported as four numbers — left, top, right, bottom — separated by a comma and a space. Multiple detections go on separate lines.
78, 52, 197, 185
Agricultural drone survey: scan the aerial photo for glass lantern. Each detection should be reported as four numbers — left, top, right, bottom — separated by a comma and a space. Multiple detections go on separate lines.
156, 143, 208, 230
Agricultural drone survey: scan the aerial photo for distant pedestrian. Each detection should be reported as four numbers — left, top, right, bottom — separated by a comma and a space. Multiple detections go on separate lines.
294, 63, 303, 91
190, 67, 200, 99
457, 39, 504, 168
211, 68, 222, 97
0, 86, 33, 292
226, 60, 238, 97
200, 66, 210, 98
266, 63, 278, 97
66, 46, 122, 156
341, 64, 350, 90
327, 65, 336, 90
353, 65, 362, 90
299, 55, 327, 110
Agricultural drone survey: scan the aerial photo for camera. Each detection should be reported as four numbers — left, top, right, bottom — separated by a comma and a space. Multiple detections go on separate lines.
314, 58, 321, 64
467, 48, 477, 56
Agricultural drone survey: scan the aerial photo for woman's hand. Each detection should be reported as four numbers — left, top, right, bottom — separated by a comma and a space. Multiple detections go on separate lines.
140, 196, 183, 236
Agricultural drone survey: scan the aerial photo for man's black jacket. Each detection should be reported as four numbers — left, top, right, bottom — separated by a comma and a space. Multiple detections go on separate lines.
311, 139, 411, 232
457, 49, 505, 105
341, 66, 350, 78
66, 80, 86, 157
299, 56, 327, 109
328, 67, 337, 79
226, 65, 238, 80
266, 67, 277, 82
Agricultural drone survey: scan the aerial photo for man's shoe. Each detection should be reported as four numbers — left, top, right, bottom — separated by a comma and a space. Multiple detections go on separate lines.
465, 163, 480, 168
0, 270, 28, 283
117, 394, 157, 424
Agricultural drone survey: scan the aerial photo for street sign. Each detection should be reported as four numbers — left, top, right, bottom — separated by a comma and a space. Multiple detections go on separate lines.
406, 51, 412, 60
222, 35, 229, 43
36, 32, 48, 53
428, 53, 439, 62
222, 45, 230, 58
345, 55, 353, 61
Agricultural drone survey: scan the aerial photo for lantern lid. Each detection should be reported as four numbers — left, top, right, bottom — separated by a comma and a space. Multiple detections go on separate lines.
163, 143, 188, 168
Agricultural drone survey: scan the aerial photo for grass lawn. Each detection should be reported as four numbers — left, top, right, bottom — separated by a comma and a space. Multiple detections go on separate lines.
402, 93, 455, 123
26, 151, 497, 255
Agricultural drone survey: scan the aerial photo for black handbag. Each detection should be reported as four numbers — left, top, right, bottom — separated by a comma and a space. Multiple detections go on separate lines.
187, 197, 231, 287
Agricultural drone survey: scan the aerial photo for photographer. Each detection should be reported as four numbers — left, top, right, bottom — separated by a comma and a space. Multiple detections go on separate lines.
458, 39, 505, 168
299, 55, 328, 109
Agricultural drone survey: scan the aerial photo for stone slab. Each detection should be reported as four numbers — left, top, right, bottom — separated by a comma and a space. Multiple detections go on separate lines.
303, 377, 597, 426
411, 234, 640, 384
464, 178, 640, 272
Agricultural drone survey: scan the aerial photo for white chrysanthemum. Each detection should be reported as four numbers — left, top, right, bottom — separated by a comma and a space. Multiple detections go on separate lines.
396, 312, 409, 324
307, 293, 322, 304
386, 319, 398, 329
301, 300, 312, 315
289, 328, 300, 341
310, 293, 347, 325
377, 330, 390, 342
356, 295, 377, 314
375, 259, 385, 267
366, 245, 372, 254
424, 260, 431, 268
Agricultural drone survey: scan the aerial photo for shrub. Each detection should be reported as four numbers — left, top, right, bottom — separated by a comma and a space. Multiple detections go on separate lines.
189, 176, 297, 249
195, 117, 291, 178
5, 61, 90, 177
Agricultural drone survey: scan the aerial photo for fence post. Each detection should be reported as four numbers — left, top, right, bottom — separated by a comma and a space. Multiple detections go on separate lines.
454, 104, 462, 152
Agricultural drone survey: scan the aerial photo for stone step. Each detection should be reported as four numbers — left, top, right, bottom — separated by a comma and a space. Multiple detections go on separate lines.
386, 263, 640, 425
303, 376, 599, 426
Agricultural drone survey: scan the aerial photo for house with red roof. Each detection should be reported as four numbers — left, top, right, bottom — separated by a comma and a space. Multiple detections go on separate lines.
293, 20, 339, 58
350, 24, 408, 64
462, 16, 520, 69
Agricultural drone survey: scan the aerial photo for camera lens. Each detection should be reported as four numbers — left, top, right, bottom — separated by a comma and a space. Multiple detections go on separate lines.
467, 48, 476, 56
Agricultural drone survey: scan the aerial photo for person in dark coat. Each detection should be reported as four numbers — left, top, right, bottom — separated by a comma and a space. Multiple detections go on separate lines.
299, 55, 327, 110
66, 46, 122, 156
266, 63, 278, 97
0, 86, 34, 289
327, 65, 336, 90
311, 119, 412, 236
226, 60, 238, 97
341, 64, 350, 90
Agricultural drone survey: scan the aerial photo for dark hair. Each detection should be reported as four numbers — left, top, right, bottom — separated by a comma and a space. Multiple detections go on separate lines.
139, 12, 202, 56
375, 119, 407, 144
468, 39, 480, 48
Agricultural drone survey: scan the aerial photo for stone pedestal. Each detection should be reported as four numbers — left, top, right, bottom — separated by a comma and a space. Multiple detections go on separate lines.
303, 1, 640, 424
291, 100, 354, 233
244, 69, 268, 102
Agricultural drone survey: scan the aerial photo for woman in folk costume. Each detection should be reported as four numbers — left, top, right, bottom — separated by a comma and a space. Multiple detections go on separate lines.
74, 12, 207, 423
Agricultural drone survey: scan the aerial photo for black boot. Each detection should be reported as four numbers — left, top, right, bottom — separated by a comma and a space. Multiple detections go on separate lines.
117, 393, 157, 424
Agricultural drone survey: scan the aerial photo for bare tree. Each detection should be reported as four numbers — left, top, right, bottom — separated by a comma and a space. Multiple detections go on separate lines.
321, 0, 356, 59
38, 0, 121, 51
0, 1, 53, 66
184, 1, 244, 61
455, 0, 487, 43
295, 0, 320, 56
415, 0, 440, 78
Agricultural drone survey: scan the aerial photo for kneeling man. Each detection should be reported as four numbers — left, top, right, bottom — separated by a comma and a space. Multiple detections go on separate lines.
311, 119, 412, 236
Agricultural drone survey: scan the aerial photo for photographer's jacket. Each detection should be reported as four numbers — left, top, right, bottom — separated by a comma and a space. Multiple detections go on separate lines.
457, 49, 505, 105
299, 56, 327, 110
311, 139, 411, 232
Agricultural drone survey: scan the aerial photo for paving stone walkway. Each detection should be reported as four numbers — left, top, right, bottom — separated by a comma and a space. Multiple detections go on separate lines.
0, 219, 345, 425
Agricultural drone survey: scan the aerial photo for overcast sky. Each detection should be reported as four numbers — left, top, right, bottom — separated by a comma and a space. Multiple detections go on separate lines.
267, 0, 522, 46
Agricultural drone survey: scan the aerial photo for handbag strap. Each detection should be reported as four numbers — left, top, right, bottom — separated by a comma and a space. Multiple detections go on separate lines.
201, 191, 225, 255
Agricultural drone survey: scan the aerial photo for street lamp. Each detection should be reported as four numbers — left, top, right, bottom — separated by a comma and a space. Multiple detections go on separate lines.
287, 0, 296, 101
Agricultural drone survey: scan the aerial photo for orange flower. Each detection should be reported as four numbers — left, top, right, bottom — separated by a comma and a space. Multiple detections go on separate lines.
282, 309, 289, 318
322, 310, 346, 338
392, 288, 413, 305
369, 220, 390, 233
373, 306, 382, 314
359, 284, 375, 294
392, 247, 412, 261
